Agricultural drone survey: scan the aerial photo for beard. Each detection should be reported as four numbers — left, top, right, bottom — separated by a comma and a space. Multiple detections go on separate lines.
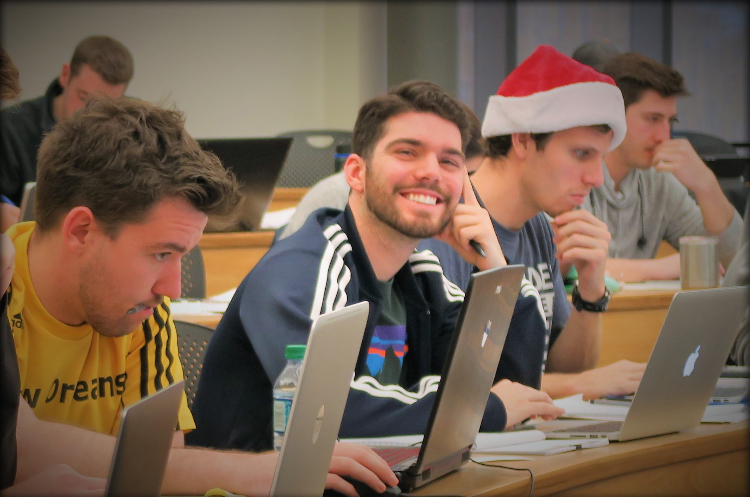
364, 165, 454, 240
77, 255, 154, 338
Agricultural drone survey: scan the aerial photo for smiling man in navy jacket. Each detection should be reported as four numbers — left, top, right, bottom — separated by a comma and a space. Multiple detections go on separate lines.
188, 81, 563, 457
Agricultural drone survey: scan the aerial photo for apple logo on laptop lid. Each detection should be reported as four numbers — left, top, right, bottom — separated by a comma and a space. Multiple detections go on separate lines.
683, 345, 701, 377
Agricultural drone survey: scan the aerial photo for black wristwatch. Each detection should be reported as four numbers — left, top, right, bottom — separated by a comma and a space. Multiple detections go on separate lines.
571, 283, 611, 312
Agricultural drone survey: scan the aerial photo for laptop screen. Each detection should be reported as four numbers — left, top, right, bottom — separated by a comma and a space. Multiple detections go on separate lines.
197, 137, 292, 232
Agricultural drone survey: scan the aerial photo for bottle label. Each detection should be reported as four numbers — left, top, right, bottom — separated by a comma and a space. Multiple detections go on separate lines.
273, 394, 294, 434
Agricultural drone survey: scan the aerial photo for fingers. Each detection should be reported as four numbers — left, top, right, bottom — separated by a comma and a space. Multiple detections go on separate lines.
330, 443, 398, 491
325, 474, 358, 497
461, 169, 480, 206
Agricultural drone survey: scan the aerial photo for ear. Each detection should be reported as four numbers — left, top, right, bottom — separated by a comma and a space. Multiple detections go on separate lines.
61, 207, 98, 255
343, 153, 367, 194
510, 133, 533, 160
59, 63, 71, 89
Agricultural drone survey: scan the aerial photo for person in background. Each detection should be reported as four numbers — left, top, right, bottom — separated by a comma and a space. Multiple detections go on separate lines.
421, 45, 647, 401
1, 35, 133, 211
277, 100, 487, 241
583, 52, 743, 282
188, 80, 563, 454
571, 39, 622, 72
4, 95, 396, 497
723, 198, 749, 366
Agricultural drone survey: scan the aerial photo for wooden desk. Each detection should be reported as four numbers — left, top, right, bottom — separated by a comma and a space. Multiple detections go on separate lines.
199, 188, 307, 296
408, 421, 749, 496
199, 231, 275, 297
268, 187, 307, 211
597, 288, 678, 366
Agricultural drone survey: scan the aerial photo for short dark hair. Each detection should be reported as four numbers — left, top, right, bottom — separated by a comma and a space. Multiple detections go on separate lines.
486, 125, 612, 159
600, 52, 689, 108
35, 97, 240, 236
0, 46, 21, 100
70, 35, 134, 86
461, 100, 486, 161
352, 80, 470, 161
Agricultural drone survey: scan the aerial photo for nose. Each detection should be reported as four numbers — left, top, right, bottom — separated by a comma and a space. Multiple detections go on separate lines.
153, 259, 183, 301
654, 120, 671, 144
414, 153, 441, 183
583, 158, 604, 188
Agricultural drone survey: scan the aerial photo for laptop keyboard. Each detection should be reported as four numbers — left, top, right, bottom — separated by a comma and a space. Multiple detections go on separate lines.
373, 446, 421, 470
555, 421, 624, 433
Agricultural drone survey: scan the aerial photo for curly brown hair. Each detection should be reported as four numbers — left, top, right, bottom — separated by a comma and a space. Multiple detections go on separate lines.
35, 97, 239, 237
0, 46, 21, 100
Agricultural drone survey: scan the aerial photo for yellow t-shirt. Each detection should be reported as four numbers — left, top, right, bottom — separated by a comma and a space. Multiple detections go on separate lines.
7, 222, 195, 435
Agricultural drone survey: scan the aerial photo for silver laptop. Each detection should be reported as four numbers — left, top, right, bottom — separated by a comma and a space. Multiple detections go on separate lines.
270, 302, 370, 497
105, 380, 185, 497
549, 286, 749, 442
18, 182, 35, 222
368, 265, 525, 492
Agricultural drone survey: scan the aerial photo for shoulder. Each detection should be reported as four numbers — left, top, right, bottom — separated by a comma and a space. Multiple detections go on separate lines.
0, 95, 47, 130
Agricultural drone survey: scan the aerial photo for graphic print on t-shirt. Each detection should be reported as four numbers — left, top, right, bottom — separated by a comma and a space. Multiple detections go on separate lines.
366, 325, 407, 385
526, 262, 554, 330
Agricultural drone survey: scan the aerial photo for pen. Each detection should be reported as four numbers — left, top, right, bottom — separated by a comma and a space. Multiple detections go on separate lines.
469, 239, 486, 258
0, 195, 16, 207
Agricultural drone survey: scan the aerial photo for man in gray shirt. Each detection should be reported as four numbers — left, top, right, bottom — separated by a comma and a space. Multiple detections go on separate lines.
583, 52, 742, 282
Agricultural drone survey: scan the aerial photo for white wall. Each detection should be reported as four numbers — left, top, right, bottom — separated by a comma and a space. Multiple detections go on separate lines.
1, 1, 387, 138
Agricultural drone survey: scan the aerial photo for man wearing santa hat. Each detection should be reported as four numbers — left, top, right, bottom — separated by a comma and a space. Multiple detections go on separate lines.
422, 45, 646, 401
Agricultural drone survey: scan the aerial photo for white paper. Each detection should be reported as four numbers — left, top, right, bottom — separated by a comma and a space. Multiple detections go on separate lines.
170, 299, 229, 316
260, 207, 296, 230
554, 393, 749, 423
208, 288, 237, 303
470, 454, 533, 462
473, 430, 546, 452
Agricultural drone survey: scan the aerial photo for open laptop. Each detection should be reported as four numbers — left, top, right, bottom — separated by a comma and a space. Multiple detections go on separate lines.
104, 380, 184, 497
358, 265, 525, 492
270, 302, 370, 497
549, 286, 749, 442
197, 137, 292, 232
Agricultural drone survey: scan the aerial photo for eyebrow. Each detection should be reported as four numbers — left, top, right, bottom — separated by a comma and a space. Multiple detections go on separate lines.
146, 242, 189, 254
385, 138, 464, 159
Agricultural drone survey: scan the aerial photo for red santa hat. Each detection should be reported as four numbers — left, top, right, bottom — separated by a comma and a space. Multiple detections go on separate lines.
482, 45, 626, 151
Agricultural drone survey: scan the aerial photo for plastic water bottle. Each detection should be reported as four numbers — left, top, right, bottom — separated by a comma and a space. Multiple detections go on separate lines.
273, 344, 306, 451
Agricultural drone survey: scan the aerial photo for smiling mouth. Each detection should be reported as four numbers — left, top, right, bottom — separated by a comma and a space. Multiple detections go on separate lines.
403, 193, 438, 205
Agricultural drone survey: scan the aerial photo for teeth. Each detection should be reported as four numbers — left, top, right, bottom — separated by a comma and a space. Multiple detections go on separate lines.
405, 193, 437, 205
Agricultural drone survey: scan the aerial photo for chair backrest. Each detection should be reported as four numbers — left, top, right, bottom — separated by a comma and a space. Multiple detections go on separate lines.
275, 129, 352, 187
180, 245, 206, 299
174, 320, 214, 410
672, 130, 738, 158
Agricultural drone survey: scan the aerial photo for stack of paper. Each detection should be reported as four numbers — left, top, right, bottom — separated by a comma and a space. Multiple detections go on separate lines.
553, 394, 749, 423
341, 429, 608, 459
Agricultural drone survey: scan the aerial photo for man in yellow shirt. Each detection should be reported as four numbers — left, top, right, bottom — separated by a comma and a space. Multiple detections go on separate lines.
3, 95, 396, 496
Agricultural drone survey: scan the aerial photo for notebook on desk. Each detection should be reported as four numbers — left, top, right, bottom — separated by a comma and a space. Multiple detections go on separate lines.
197, 137, 292, 232
358, 265, 525, 493
104, 380, 184, 497
549, 286, 749, 442
270, 302, 370, 497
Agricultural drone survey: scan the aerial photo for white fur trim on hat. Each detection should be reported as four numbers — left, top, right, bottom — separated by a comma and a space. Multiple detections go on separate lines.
482, 81, 626, 151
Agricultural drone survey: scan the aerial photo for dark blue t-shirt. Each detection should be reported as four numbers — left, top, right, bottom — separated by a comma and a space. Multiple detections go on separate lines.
419, 212, 569, 388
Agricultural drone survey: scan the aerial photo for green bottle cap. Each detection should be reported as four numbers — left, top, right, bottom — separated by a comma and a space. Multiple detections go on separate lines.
285, 344, 306, 360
